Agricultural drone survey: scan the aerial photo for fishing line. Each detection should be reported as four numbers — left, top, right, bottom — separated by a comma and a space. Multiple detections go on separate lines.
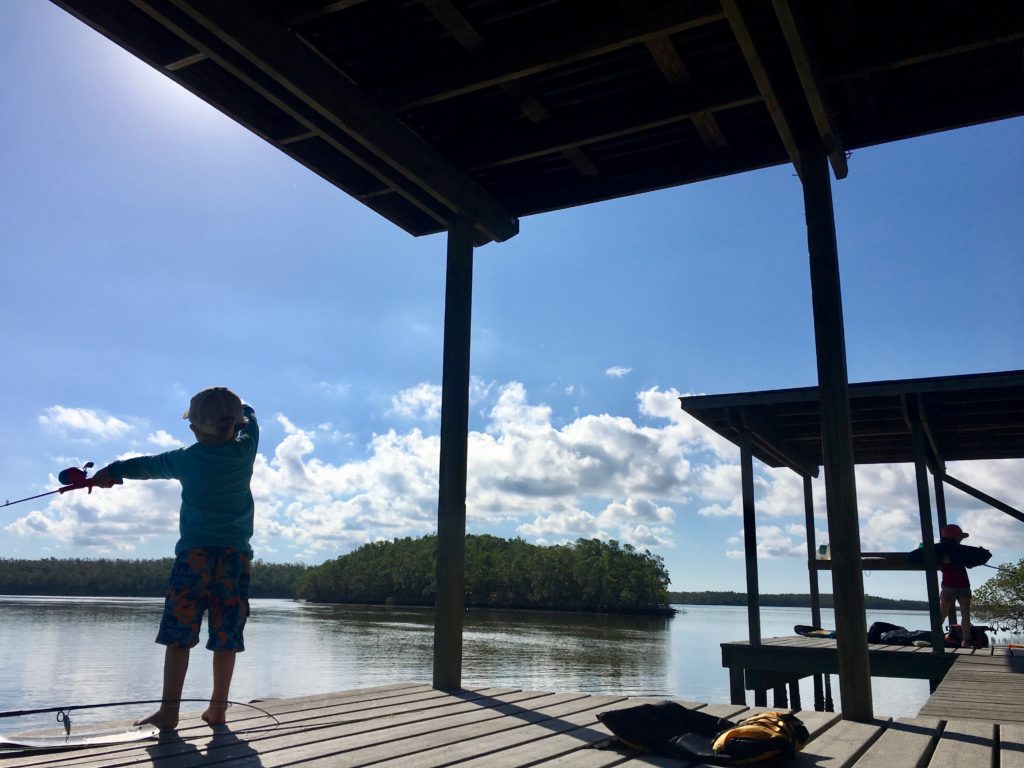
0, 698, 280, 737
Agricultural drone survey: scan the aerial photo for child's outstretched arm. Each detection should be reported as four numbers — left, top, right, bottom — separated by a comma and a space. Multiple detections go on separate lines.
90, 467, 118, 488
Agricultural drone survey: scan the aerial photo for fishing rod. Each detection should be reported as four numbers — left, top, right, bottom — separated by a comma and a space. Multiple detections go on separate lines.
2, 463, 121, 508
0, 698, 280, 737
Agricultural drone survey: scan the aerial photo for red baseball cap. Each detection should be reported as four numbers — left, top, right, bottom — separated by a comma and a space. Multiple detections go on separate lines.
939, 524, 968, 540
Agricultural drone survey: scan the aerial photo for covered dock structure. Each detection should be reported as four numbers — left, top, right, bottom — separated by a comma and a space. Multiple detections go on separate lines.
680, 370, 1024, 707
47, 0, 1024, 723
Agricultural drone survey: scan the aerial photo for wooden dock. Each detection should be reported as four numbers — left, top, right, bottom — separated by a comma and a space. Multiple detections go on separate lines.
720, 635, 969, 707
920, 645, 1024, 723
1, 676, 1021, 767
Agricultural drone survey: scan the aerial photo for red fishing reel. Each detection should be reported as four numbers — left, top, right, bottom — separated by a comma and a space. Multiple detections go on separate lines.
2, 462, 121, 509
56, 463, 121, 494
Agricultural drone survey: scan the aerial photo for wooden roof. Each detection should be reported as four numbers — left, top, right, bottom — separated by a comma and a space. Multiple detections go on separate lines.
51, 0, 1024, 243
678, 370, 1024, 477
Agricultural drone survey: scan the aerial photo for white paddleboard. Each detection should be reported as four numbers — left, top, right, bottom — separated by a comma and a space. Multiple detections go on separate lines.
0, 725, 159, 752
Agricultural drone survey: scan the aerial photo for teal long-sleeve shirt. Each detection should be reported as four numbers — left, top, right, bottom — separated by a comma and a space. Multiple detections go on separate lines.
106, 405, 259, 559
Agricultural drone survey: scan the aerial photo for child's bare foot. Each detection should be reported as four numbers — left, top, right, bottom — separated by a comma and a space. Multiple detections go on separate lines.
134, 708, 179, 730
201, 703, 229, 726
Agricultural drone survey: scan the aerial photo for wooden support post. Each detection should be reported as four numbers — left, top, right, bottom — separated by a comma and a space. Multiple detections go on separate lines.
803, 475, 822, 630
789, 680, 801, 711
739, 430, 762, 646
802, 472, 828, 711
799, 146, 872, 721
433, 218, 475, 690
909, 414, 945, 654
729, 667, 746, 705
754, 688, 767, 707
933, 470, 956, 625
773, 685, 788, 709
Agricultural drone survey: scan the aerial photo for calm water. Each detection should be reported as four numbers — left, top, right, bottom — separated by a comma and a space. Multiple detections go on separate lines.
0, 597, 952, 732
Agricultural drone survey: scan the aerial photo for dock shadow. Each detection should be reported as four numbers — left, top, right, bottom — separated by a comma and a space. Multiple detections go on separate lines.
146, 725, 264, 766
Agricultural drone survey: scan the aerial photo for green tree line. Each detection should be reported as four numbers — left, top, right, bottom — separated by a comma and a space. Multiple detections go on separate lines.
667, 590, 928, 611
0, 558, 310, 598
296, 534, 673, 614
974, 558, 1024, 632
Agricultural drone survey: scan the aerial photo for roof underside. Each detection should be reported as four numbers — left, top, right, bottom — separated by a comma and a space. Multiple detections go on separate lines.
51, 0, 1024, 243
678, 370, 1024, 476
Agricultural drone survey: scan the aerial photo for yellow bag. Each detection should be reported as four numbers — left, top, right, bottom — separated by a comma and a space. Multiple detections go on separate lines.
711, 711, 809, 764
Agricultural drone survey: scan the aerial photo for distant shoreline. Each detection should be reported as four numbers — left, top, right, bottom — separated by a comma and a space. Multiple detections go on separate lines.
667, 590, 928, 611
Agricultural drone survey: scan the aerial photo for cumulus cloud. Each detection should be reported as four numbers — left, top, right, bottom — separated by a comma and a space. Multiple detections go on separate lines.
389, 382, 442, 420
12, 384, 1024, 568
38, 406, 132, 440
148, 430, 184, 449
725, 524, 808, 559
606, 366, 632, 378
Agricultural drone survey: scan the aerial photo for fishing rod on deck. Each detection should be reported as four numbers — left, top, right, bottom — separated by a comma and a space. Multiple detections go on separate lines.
0, 698, 280, 738
2, 463, 121, 508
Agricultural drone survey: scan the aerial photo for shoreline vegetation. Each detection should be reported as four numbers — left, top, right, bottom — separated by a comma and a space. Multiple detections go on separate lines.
667, 591, 928, 612
0, 538, 927, 614
0, 535, 675, 615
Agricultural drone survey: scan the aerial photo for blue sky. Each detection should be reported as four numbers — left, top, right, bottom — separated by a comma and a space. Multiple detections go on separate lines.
2, 2, 1022, 599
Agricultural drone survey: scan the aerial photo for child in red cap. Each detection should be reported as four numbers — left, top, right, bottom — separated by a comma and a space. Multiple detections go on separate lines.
937, 524, 973, 647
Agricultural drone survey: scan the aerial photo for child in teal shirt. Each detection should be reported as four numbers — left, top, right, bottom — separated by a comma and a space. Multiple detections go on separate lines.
93, 387, 258, 728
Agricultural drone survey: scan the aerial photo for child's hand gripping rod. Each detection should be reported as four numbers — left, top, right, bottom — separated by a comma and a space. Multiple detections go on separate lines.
1, 463, 122, 508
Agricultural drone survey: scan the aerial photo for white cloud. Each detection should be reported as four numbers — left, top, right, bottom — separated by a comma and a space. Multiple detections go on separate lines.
148, 430, 184, 449
606, 366, 632, 378
724, 524, 807, 560
389, 382, 442, 420
13, 385, 1024, 570
38, 406, 132, 440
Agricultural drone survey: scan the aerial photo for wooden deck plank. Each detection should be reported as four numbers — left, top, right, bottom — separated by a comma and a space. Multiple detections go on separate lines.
276, 692, 624, 768
789, 718, 889, 767
366, 694, 630, 768
927, 719, 994, 767
849, 717, 939, 768
0, 687, 538, 768
0, 683, 1005, 768
1001, 723, 1024, 768
919, 652, 1024, 723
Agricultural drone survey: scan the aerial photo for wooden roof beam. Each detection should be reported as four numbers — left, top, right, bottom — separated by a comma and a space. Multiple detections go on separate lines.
462, 89, 759, 172
286, 0, 371, 27
162, 0, 518, 243
740, 410, 820, 478
721, 0, 804, 179
386, 1, 725, 111
773, 0, 847, 179
943, 474, 1024, 525
618, 0, 727, 150
419, 0, 600, 177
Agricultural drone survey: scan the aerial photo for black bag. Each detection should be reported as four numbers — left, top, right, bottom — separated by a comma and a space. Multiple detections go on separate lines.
868, 621, 905, 643
598, 701, 809, 764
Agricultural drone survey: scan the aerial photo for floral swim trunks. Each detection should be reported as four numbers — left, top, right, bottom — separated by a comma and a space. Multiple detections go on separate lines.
157, 547, 251, 651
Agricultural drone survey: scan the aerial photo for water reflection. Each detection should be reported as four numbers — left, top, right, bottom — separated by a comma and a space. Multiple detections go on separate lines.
2, 595, 987, 732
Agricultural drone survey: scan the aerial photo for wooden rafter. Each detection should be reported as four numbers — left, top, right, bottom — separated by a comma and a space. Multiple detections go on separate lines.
721, 0, 803, 178
157, 0, 518, 243
419, 0, 599, 177
643, 36, 728, 150
619, 0, 728, 150
463, 90, 760, 172
286, 0, 371, 26
773, 0, 847, 179
385, 2, 725, 111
